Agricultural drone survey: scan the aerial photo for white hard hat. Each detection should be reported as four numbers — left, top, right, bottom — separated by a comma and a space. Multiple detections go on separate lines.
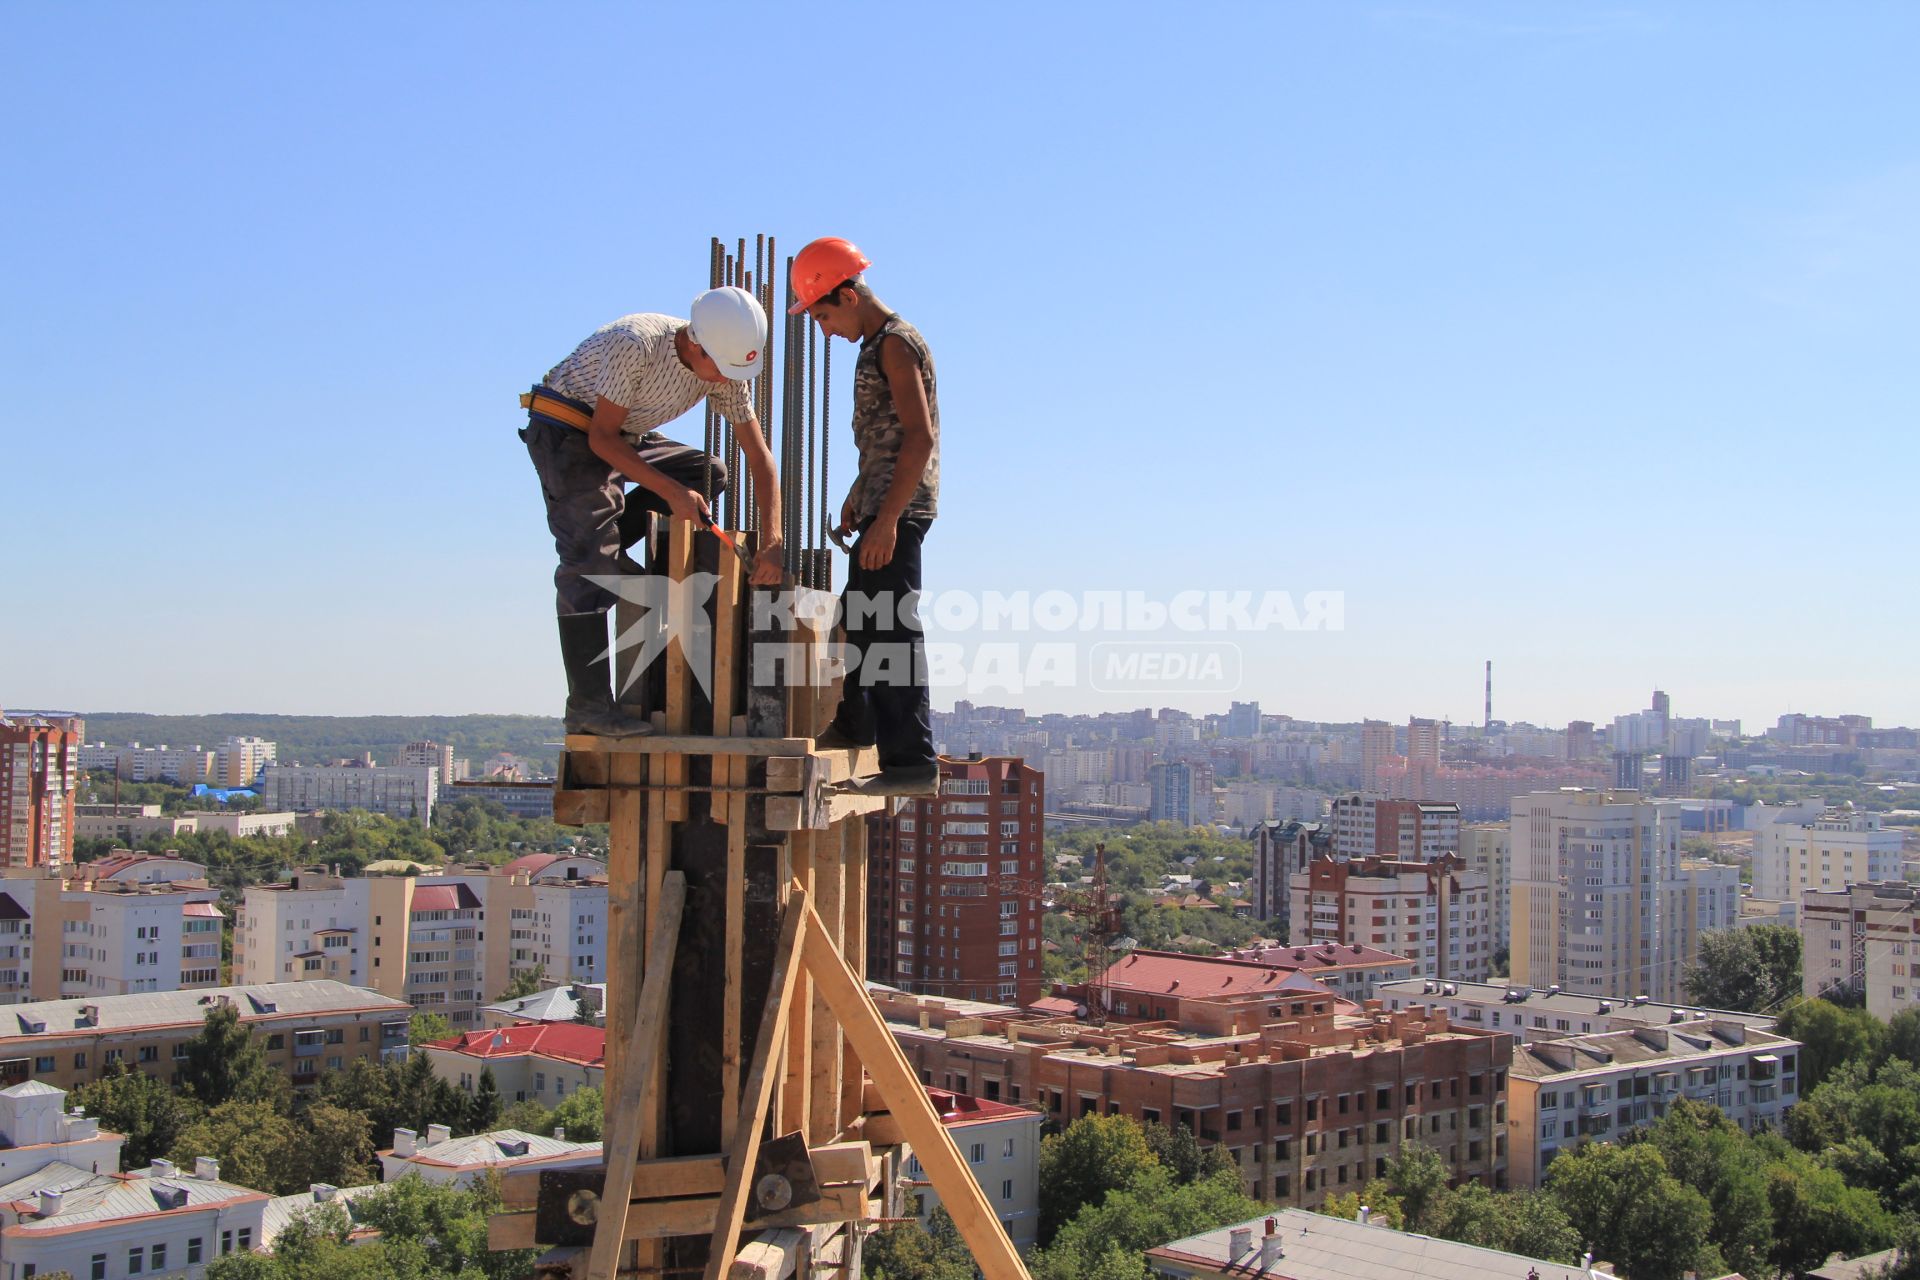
689, 286, 766, 381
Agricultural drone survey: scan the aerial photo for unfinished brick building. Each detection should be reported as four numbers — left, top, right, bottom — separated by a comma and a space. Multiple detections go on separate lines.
876, 988, 1514, 1205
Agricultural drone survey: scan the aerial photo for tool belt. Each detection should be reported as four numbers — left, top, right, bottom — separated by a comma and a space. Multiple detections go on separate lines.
520, 385, 594, 431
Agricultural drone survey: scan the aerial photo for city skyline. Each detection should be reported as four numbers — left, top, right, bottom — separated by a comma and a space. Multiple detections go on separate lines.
7, 4, 1917, 724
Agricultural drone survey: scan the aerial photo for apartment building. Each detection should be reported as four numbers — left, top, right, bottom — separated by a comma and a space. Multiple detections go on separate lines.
1248, 819, 1330, 928
76, 742, 216, 786
1459, 823, 1510, 953
1329, 796, 1461, 862
213, 737, 277, 788
1506, 1021, 1801, 1186
71, 808, 295, 845
259, 763, 439, 827
0, 982, 411, 1094
422, 1023, 605, 1109
866, 757, 1045, 1007
0, 857, 224, 1003
903, 1088, 1044, 1250
1, 715, 81, 871
1753, 804, 1903, 905
1084, 951, 1359, 1028
1801, 882, 1920, 1018
235, 854, 608, 1027
880, 989, 1514, 1206
479, 982, 605, 1030
0, 1150, 270, 1280
379, 1124, 600, 1189
1511, 790, 1711, 1004
0, 1080, 121, 1183
1376, 978, 1777, 1045
1289, 854, 1492, 981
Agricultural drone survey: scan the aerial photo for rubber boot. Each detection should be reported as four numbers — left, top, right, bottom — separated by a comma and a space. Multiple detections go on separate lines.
558, 613, 653, 737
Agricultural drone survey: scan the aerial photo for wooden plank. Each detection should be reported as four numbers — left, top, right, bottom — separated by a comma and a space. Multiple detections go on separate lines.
565, 732, 813, 756
585, 871, 686, 1280
807, 1140, 873, 1188
603, 750, 645, 1129
640, 753, 670, 1162
766, 789, 889, 832
721, 750, 746, 1145
728, 1227, 807, 1280
766, 747, 878, 793
498, 1157, 728, 1212
663, 517, 695, 821
488, 1209, 540, 1251
745, 1180, 868, 1229
780, 833, 815, 1138
703, 891, 810, 1280
614, 1195, 722, 1240
862, 1113, 905, 1146
840, 816, 869, 1129
810, 827, 846, 1142
799, 899, 1030, 1280
711, 531, 741, 741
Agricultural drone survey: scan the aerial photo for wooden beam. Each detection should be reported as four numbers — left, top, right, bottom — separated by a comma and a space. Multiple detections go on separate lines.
498, 1155, 726, 1212
728, 1227, 806, 1280
765, 790, 890, 832
798, 900, 1030, 1280
765, 746, 880, 792
584, 871, 686, 1280
602, 751, 645, 1128
703, 891, 810, 1280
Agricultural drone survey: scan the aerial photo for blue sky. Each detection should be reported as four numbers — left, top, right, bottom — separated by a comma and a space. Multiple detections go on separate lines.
5, 3, 1916, 730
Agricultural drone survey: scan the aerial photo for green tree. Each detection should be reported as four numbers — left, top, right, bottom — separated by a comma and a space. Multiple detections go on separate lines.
69, 1061, 202, 1170
1036, 1113, 1158, 1244
352, 1171, 535, 1280
1763, 1140, 1897, 1277
1777, 998, 1888, 1092
496, 964, 548, 1002
281, 1103, 376, 1192
1380, 1143, 1450, 1233
468, 1064, 503, 1132
171, 1100, 297, 1194
498, 1098, 553, 1135
1035, 1166, 1262, 1280
1500, 1189, 1585, 1264
1681, 925, 1802, 1014
1635, 1098, 1773, 1277
1886, 1008, 1920, 1071
178, 1001, 283, 1108
1544, 1141, 1720, 1280
549, 1085, 603, 1142
408, 1011, 455, 1047
1141, 1120, 1234, 1185
203, 1256, 280, 1280
864, 1207, 974, 1280
314, 1058, 400, 1143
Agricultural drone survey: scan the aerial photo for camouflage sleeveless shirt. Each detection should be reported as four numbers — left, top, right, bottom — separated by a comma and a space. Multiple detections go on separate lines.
847, 315, 939, 524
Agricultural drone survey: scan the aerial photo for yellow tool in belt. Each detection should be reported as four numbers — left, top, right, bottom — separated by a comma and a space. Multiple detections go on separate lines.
519, 390, 592, 430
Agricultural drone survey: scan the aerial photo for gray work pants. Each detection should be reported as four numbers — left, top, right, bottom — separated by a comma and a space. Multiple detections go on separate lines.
521, 418, 728, 615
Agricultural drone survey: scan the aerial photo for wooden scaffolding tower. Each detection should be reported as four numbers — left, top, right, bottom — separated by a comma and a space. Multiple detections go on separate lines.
485, 517, 1029, 1280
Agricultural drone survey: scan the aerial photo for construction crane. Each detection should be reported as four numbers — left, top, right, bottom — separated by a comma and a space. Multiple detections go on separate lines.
997, 842, 1126, 1027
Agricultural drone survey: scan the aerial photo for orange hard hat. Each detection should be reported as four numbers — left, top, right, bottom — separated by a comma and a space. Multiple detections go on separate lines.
788, 237, 872, 314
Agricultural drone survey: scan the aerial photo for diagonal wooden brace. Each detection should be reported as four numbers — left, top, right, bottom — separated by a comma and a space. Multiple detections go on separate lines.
703, 888, 811, 1280
584, 870, 687, 1280
797, 897, 1030, 1280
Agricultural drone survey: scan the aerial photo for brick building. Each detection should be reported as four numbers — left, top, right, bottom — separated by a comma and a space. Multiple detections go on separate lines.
0, 714, 81, 870
1248, 819, 1330, 928
866, 756, 1045, 1006
878, 988, 1514, 1205
1329, 796, 1460, 861
1291, 854, 1491, 981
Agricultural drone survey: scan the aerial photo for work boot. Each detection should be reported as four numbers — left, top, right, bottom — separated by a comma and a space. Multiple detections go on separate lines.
558, 613, 653, 737
836, 764, 939, 797
812, 724, 873, 752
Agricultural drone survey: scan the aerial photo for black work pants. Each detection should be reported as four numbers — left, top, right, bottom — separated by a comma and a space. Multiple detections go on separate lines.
521, 418, 727, 615
828, 517, 935, 772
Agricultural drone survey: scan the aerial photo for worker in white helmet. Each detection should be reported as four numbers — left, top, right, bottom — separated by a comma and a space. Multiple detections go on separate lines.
521, 287, 784, 737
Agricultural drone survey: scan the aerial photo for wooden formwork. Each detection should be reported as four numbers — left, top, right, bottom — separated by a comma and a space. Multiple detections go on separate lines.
489, 518, 1027, 1280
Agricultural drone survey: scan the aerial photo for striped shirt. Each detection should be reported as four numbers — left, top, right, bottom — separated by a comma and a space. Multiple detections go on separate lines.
541, 313, 754, 440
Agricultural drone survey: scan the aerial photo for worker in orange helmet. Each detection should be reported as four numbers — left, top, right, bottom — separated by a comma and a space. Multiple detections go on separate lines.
790, 238, 940, 796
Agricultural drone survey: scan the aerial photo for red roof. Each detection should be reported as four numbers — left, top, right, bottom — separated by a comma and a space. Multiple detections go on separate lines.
1103, 950, 1348, 1001
410, 883, 482, 912
431, 1023, 606, 1068
1232, 942, 1411, 969
183, 902, 225, 918
927, 1087, 1034, 1127
501, 853, 562, 877
1028, 996, 1079, 1017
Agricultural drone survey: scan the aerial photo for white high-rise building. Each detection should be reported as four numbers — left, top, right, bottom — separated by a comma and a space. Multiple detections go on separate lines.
214, 736, 277, 787
1460, 824, 1511, 954
1801, 882, 1920, 1019
1510, 790, 1717, 1004
1752, 805, 1903, 904
0, 856, 223, 1002
235, 854, 607, 1028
